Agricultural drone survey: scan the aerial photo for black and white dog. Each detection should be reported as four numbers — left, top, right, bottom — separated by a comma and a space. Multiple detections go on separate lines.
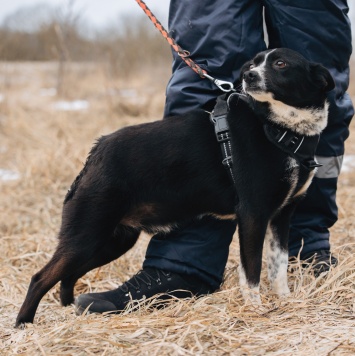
16, 48, 334, 326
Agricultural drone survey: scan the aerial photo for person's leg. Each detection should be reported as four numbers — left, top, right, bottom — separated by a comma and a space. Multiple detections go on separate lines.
143, 0, 266, 289
76, 0, 266, 314
264, 0, 354, 272
165, 0, 266, 116
143, 218, 236, 290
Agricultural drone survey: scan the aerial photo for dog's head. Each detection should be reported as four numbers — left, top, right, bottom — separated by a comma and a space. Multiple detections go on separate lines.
241, 48, 334, 107
240, 48, 335, 135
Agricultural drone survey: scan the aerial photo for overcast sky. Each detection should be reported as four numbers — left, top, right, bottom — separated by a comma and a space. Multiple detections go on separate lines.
0, 0, 170, 28
0, 1, 353, 36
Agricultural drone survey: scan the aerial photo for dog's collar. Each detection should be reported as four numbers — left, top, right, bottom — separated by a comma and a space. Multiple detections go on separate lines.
263, 124, 322, 170
210, 93, 322, 179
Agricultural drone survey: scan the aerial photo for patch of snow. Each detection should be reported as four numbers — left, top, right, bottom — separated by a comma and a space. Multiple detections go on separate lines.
40, 88, 57, 97
119, 89, 138, 98
53, 100, 89, 111
0, 169, 20, 181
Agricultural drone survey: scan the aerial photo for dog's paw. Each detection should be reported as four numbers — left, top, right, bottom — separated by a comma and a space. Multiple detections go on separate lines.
241, 287, 262, 306
272, 283, 290, 298
238, 265, 262, 305
277, 289, 291, 299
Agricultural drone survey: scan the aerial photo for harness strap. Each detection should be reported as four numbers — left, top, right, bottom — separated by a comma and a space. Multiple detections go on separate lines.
210, 94, 237, 184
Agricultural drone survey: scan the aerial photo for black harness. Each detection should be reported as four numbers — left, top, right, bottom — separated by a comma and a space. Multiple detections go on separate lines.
210, 94, 236, 183
210, 93, 322, 184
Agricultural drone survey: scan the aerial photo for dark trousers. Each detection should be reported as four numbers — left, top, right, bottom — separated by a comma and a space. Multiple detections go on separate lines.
143, 0, 354, 290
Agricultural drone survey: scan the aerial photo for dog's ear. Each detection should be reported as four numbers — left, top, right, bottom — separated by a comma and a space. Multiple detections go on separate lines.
311, 63, 335, 92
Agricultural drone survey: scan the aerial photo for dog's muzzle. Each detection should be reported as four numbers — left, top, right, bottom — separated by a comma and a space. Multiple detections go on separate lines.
242, 70, 263, 92
243, 70, 259, 82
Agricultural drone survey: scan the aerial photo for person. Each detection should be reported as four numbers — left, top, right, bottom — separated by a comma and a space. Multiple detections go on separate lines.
75, 0, 353, 314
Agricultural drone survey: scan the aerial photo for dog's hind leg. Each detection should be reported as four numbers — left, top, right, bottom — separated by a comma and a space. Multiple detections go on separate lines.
15, 241, 101, 327
237, 212, 268, 305
265, 205, 296, 297
16, 194, 125, 327
60, 225, 140, 306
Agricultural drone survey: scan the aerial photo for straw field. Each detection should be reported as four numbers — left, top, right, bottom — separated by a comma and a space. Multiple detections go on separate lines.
0, 59, 355, 355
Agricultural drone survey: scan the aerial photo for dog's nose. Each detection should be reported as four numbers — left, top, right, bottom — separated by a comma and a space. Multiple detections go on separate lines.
243, 71, 258, 82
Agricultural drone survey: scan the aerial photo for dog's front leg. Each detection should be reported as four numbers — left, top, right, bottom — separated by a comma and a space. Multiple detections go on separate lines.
265, 226, 290, 297
238, 265, 262, 305
237, 214, 268, 305
265, 205, 296, 297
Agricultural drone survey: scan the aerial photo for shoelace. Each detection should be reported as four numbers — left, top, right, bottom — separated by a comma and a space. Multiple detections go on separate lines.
302, 250, 337, 265
120, 269, 172, 293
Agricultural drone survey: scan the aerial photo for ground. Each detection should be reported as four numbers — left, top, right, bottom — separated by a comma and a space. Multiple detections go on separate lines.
0, 61, 354, 355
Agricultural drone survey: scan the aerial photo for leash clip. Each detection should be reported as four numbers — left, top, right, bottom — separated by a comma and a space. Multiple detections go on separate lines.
203, 73, 235, 93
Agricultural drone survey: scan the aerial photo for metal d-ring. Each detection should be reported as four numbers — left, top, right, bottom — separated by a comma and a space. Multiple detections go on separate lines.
203, 73, 235, 93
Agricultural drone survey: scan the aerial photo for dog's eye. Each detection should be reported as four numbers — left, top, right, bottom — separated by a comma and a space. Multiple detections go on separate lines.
275, 60, 286, 68
249, 64, 255, 69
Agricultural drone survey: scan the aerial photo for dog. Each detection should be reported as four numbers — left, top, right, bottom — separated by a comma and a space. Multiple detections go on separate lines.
16, 48, 334, 326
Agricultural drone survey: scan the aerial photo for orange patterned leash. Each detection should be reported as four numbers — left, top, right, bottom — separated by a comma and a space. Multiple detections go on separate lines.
134, 0, 235, 92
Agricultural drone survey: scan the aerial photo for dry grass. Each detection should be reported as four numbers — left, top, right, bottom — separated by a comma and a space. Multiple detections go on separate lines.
0, 60, 355, 355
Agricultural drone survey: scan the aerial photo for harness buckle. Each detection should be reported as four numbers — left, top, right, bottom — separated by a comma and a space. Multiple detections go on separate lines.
212, 114, 230, 142
212, 114, 228, 132
217, 132, 230, 143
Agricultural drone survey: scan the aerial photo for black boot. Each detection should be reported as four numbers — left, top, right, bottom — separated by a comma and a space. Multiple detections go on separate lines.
300, 249, 338, 277
75, 267, 214, 315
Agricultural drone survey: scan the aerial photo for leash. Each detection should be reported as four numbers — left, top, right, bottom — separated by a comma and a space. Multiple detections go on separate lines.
134, 0, 235, 93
